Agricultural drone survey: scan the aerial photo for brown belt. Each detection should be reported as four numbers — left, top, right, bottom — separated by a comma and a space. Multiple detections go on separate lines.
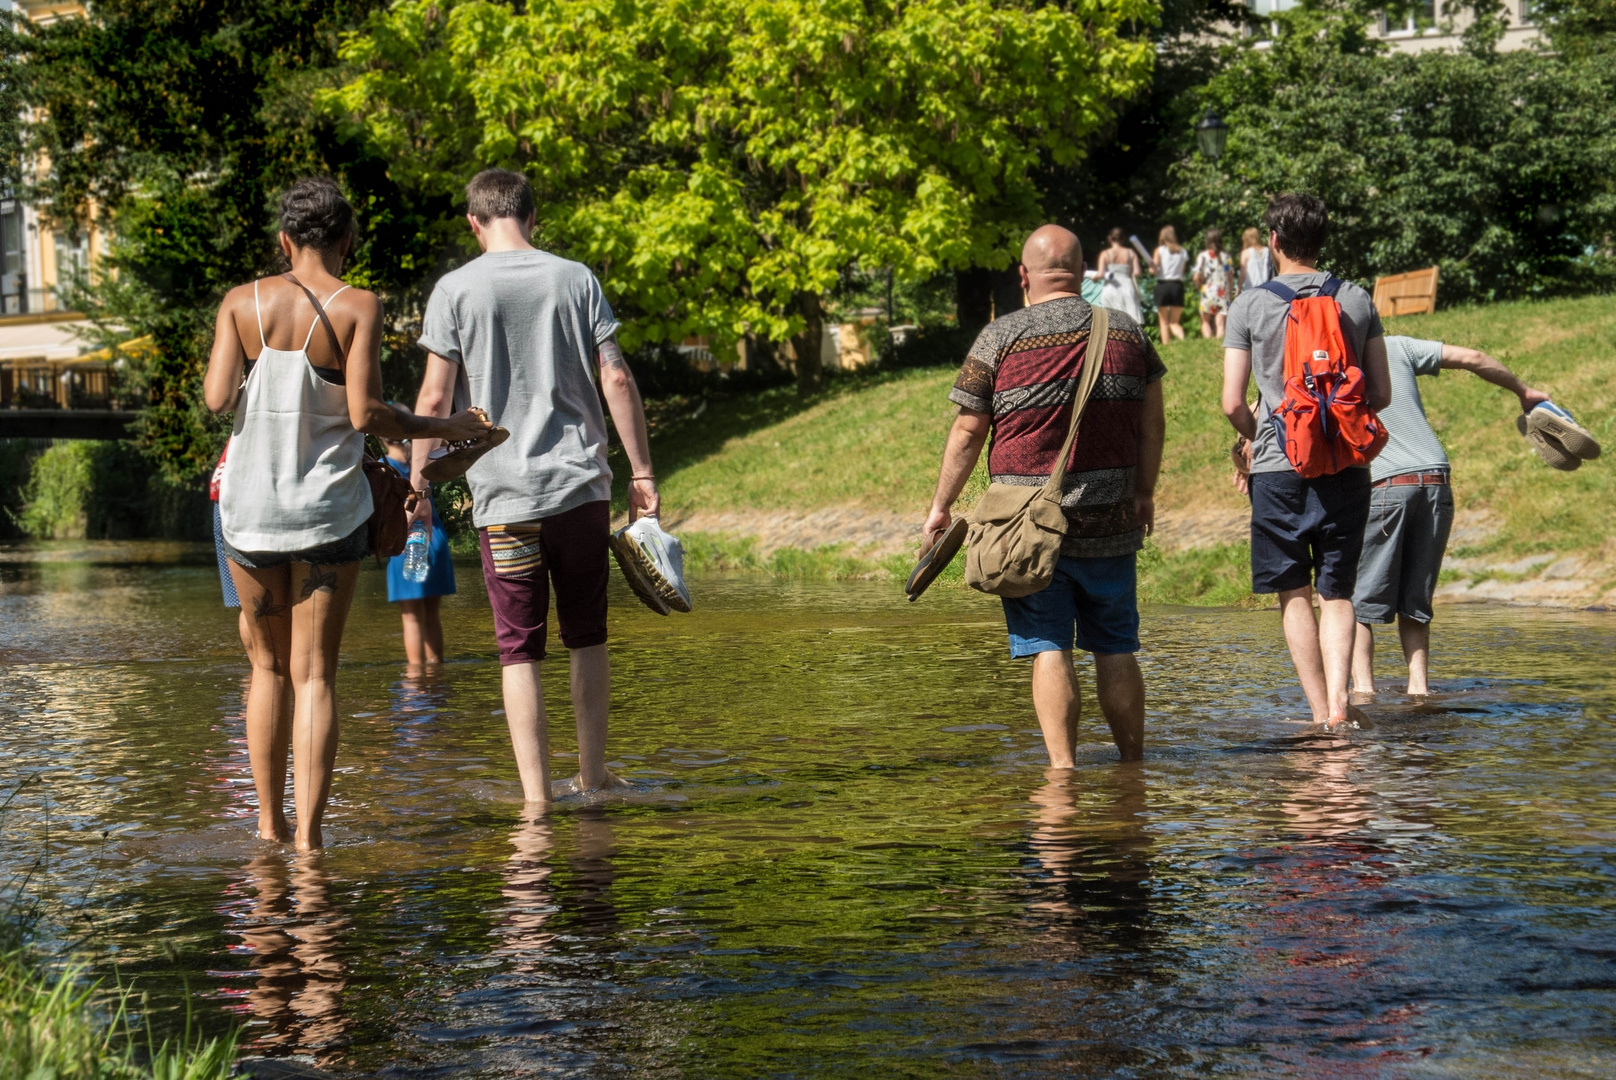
1372, 471, 1449, 488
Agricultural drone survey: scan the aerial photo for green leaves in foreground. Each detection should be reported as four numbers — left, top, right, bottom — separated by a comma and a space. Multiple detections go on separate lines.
329, 0, 1157, 353
0, 950, 236, 1080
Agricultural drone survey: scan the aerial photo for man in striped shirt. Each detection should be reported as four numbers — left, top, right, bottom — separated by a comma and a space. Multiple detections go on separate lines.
923, 225, 1167, 765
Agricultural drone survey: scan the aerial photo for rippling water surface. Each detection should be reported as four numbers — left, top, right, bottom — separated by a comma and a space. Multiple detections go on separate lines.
2, 542, 1613, 1078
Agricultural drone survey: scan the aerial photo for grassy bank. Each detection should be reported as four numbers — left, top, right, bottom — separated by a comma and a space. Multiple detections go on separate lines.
616, 293, 1615, 603
0, 950, 237, 1080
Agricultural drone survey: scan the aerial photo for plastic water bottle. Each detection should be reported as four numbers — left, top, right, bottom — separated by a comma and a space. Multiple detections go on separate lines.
403, 521, 430, 583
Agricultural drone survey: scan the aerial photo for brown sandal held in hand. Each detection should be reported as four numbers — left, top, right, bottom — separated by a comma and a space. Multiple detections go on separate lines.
421, 415, 510, 483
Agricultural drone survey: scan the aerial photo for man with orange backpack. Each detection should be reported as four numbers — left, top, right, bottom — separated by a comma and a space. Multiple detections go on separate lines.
1222, 194, 1392, 727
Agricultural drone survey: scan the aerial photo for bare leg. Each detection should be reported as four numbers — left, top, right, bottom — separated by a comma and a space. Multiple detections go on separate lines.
1279, 588, 1329, 724
229, 562, 294, 842
1092, 652, 1145, 761
501, 661, 552, 807
287, 561, 359, 850
1352, 622, 1377, 694
1200, 309, 1215, 339
568, 644, 626, 791
1399, 614, 1432, 696
1215, 310, 1228, 340
399, 597, 444, 667
1317, 597, 1358, 723
1163, 306, 1186, 341
1030, 650, 1080, 769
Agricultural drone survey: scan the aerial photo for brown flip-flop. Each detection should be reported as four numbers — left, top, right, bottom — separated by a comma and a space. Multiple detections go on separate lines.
421, 425, 510, 483
905, 517, 968, 602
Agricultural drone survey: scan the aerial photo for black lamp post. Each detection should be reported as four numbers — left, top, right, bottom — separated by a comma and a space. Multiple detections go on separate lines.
1196, 108, 1229, 162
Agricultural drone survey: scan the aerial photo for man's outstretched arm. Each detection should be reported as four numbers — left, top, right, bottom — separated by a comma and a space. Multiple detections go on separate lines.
922, 409, 992, 549
1440, 344, 1549, 410
598, 336, 659, 521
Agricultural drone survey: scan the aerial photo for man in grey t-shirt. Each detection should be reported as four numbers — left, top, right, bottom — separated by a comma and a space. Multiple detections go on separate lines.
410, 169, 659, 808
1351, 336, 1547, 697
1221, 194, 1391, 728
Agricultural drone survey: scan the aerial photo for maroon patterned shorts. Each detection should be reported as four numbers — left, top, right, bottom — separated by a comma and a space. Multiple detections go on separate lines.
477, 500, 610, 664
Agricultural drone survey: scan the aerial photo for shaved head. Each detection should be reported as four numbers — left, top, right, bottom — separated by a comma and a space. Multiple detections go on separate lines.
1021, 225, 1083, 274
1018, 224, 1085, 304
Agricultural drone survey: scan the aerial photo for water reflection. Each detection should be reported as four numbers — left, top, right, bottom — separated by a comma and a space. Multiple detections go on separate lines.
1024, 766, 1154, 945
222, 852, 352, 1068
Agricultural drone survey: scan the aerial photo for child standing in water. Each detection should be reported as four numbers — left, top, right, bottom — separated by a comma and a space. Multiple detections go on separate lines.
382, 436, 457, 667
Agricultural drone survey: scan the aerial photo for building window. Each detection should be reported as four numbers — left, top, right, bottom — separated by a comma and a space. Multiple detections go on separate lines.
1, 200, 24, 315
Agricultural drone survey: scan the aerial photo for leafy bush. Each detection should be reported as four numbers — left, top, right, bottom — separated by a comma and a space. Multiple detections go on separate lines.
1171, 10, 1616, 304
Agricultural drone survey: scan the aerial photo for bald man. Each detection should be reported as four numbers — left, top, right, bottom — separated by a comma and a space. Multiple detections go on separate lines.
923, 225, 1167, 765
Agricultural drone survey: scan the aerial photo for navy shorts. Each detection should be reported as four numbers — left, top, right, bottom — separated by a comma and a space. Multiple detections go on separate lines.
1001, 552, 1140, 658
1249, 469, 1372, 599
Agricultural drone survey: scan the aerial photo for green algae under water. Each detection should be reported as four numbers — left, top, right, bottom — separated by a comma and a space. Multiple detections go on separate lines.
2, 542, 1614, 1078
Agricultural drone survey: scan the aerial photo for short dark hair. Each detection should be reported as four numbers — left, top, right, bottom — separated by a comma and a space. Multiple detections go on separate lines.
466, 168, 535, 225
1106, 226, 1126, 245
1264, 193, 1329, 262
279, 177, 353, 252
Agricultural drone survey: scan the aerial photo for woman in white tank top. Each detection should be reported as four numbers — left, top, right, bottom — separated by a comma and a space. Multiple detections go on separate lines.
203, 178, 489, 849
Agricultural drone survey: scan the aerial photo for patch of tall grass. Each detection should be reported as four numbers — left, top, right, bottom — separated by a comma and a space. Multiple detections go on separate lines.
0, 950, 238, 1080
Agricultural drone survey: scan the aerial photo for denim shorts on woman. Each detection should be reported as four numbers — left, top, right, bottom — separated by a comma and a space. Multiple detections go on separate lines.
1001, 552, 1140, 658
220, 520, 370, 569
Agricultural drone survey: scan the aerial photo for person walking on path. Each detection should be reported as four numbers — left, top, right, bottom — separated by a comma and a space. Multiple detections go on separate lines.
1351, 338, 1548, 696
1151, 226, 1188, 344
1193, 228, 1237, 340
408, 168, 660, 809
382, 436, 457, 668
1222, 194, 1391, 728
1240, 227, 1273, 291
922, 224, 1166, 766
204, 177, 490, 849
1090, 227, 1144, 324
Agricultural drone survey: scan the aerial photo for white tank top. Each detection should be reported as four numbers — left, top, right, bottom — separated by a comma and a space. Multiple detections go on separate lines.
219, 280, 373, 552
1155, 247, 1188, 281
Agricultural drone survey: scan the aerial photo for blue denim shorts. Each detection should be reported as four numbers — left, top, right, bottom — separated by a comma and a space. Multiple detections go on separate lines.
1001, 552, 1140, 658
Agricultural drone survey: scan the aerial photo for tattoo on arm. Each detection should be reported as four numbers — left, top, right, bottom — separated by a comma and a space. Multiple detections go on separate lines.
252, 593, 288, 622
598, 337, 629, 372
300, 566, 339, 599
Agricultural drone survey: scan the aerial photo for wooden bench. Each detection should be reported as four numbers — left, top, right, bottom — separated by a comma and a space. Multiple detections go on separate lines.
1373, 266, 1439, 317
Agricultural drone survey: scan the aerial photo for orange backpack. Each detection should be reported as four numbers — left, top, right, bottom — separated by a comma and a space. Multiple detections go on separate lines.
1261, 276, 1387, 478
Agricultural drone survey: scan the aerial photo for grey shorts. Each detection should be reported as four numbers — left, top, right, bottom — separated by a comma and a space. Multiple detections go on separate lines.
220, 521, 370, 570
1352, 478, 1454, 624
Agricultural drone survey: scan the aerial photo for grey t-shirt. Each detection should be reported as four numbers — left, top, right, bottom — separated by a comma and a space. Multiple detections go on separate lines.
1223, 271, 1385, 474
419, 249, 619, 528
1372, 336, 1448, 482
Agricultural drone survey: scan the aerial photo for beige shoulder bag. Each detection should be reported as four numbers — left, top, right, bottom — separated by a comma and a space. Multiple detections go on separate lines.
964, 305, 1110, 598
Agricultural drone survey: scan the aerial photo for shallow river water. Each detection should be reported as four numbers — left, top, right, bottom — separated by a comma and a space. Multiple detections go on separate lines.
1, 543, 1613, 1078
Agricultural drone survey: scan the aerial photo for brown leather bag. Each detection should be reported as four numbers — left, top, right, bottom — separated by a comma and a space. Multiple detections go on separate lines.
285, 273, 417, 562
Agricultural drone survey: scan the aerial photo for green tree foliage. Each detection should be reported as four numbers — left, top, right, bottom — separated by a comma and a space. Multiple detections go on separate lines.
2, 1, 409, 482
1169, 9, 1616, 303
330, 0, 1156, 390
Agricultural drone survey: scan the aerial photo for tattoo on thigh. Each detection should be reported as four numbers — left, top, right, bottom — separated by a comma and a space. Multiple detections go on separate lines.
252, 593, 288, 622
300, 566, 339, 598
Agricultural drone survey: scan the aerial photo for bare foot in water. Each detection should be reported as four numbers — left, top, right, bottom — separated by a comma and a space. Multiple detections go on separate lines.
1324, 704, 1371, 730
258, 814, 291, 844
553, 770, 631, 798
294, 825, 323, 851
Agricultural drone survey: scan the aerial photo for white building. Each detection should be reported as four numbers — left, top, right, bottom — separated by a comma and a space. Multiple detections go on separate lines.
1245, 0, 1543, 53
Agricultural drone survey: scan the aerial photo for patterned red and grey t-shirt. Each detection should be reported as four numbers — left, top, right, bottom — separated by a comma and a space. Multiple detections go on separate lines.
949, 297, 1166, 559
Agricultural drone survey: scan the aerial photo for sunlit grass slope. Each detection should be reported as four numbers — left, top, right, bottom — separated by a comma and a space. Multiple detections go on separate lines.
617, 294, 1614, 601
